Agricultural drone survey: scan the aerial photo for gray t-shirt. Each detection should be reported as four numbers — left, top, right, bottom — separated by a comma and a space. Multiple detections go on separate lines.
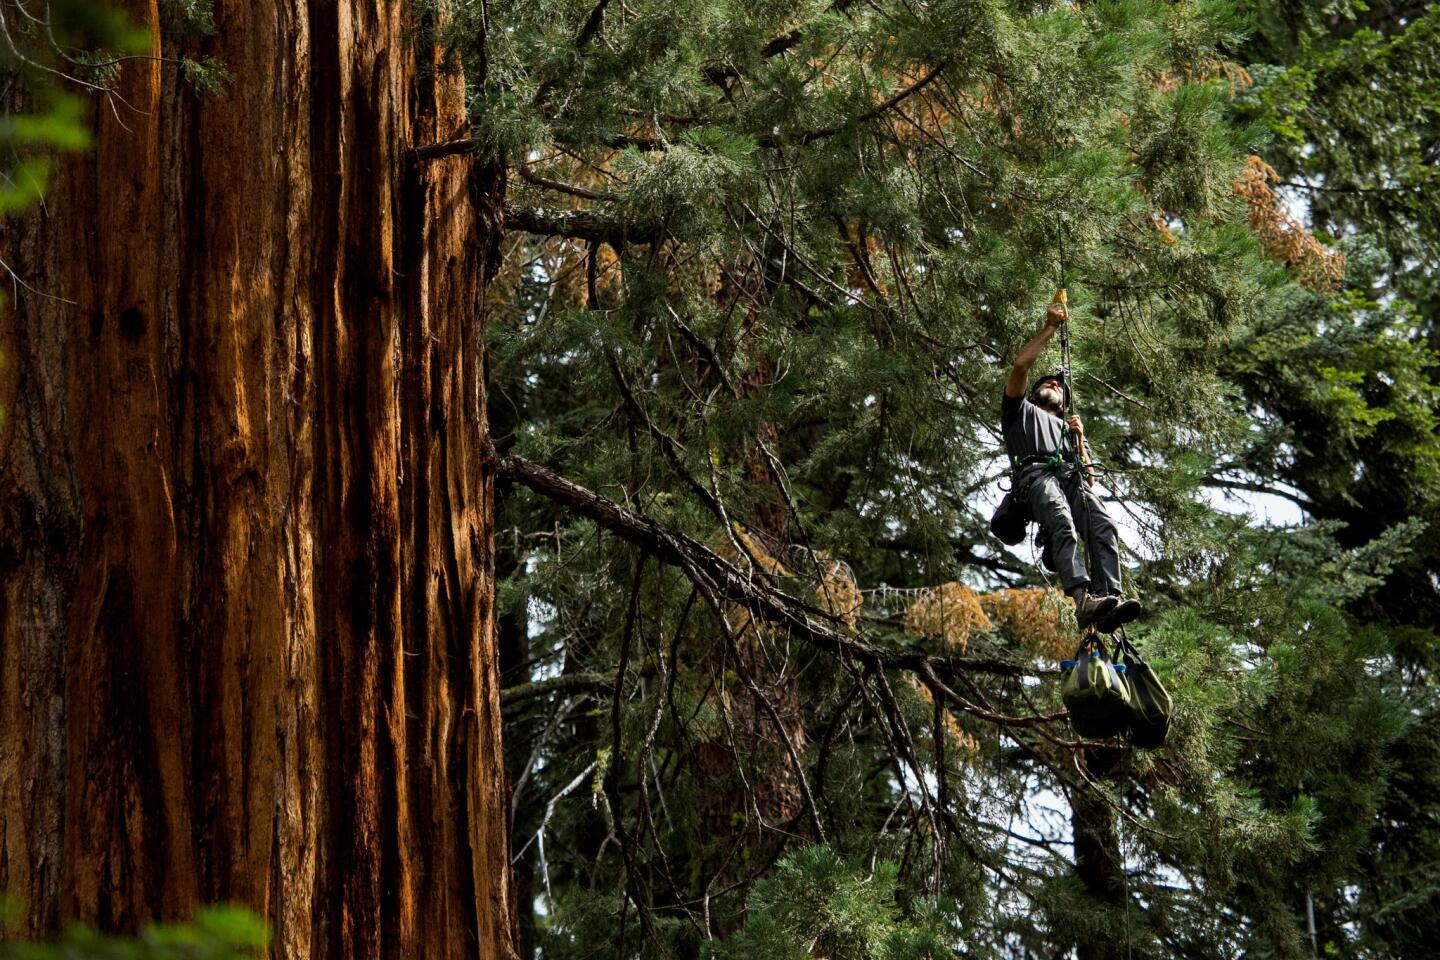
1001, 392, 1085, 470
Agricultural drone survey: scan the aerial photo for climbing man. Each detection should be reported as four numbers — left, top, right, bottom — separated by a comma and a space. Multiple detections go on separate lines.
1002, 296, 1142, 632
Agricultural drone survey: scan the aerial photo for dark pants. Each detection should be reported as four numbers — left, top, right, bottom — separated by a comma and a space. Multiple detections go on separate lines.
1022, 467, 1122, 595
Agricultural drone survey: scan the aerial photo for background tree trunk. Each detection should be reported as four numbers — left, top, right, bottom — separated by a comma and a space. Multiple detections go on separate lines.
690, 287, 809, 920
0, 2, 517, 958
1072, 748, 1127, 960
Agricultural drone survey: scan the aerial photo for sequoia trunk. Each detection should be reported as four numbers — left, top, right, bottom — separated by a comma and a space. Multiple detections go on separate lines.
0, 2, 516, 958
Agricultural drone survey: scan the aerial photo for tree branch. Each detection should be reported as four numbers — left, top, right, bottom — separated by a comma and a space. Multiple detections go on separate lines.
1278, 179, 1419, 196
699, 0, 859, 87
414, 8, 942, 166
1082, 372, 1153, 411
1203, 476, 1316, 513
519, 165, 606, 201
499, 453, 1040, 683
575, 0, 611, 50
504, 205, 659, 244
755, 59, 950, 149
412, 137, 474, 163
502, 672, 614, 708
607, 352, 728, 522
701, 28, 804, 86
586, 54, 953, 154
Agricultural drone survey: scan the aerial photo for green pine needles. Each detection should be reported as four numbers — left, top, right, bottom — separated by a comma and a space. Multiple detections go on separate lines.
431, 0, 1439, 956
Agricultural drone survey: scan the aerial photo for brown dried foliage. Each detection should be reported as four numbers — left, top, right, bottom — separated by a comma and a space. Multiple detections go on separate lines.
1153, 58, 1254, 98
903, 582, 993, 653
979, 587, 1073, 662
1150, 211, 1178, 246
1234, 156, 1345, 291
814, 560, 864, 631
720, 526, 791, 642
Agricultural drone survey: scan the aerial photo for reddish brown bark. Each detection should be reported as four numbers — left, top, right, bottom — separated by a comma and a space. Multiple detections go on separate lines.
0, 3, 517, 958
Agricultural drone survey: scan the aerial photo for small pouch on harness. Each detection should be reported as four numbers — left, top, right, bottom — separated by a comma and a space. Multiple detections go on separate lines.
990, 490, 1031, 546
1116, 632, 1172, 749
1061, 636, 1131, 740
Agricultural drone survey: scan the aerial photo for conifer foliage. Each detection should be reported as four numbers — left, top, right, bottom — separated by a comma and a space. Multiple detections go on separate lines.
418, 0, 1432, 956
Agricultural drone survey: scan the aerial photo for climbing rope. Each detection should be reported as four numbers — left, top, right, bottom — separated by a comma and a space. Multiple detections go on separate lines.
1055, 221, 1085, 468
1057, 220, 1075, 422
1058, 229, 1143, 957
1044, 222, 1134, 631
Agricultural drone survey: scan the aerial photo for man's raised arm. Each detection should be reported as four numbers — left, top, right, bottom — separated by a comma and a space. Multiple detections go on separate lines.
1004, 298, 1069, 398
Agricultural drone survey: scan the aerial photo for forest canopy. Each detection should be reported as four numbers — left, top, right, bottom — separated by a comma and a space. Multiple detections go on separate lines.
459, 1, 1440, 956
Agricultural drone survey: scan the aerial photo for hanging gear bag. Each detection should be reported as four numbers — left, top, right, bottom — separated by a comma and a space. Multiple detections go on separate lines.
1116, 630, 1172, 749
989, 490, 1031, 546
1060, 635, 1131, 740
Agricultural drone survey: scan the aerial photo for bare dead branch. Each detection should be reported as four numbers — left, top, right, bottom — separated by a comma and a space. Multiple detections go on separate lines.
497, 454, 1041, 686
412, 137, 475, 163
519, 164, 607, 200
501, 672, 614, 708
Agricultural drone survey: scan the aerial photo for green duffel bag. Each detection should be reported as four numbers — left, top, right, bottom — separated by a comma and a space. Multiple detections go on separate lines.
1116, 632, 1172, 750
1060, 637, 1131, 740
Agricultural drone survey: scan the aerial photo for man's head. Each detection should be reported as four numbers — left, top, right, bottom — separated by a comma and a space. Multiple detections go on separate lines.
1029, 373, 1066, 414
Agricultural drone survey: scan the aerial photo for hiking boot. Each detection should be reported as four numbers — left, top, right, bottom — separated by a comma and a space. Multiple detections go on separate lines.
1096, 598, 1144, 633
1075, 594, 1119, 631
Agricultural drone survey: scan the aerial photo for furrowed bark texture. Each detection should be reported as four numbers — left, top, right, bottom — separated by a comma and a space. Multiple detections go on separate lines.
0, 3, 517, 958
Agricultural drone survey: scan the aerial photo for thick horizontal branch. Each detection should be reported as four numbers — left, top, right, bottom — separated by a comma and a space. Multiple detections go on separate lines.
518, 165, 606, 201
502, 672, 614, 708
503, 205, 659, 244
412, 138, 474, 163
499, 454, 1036, 683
